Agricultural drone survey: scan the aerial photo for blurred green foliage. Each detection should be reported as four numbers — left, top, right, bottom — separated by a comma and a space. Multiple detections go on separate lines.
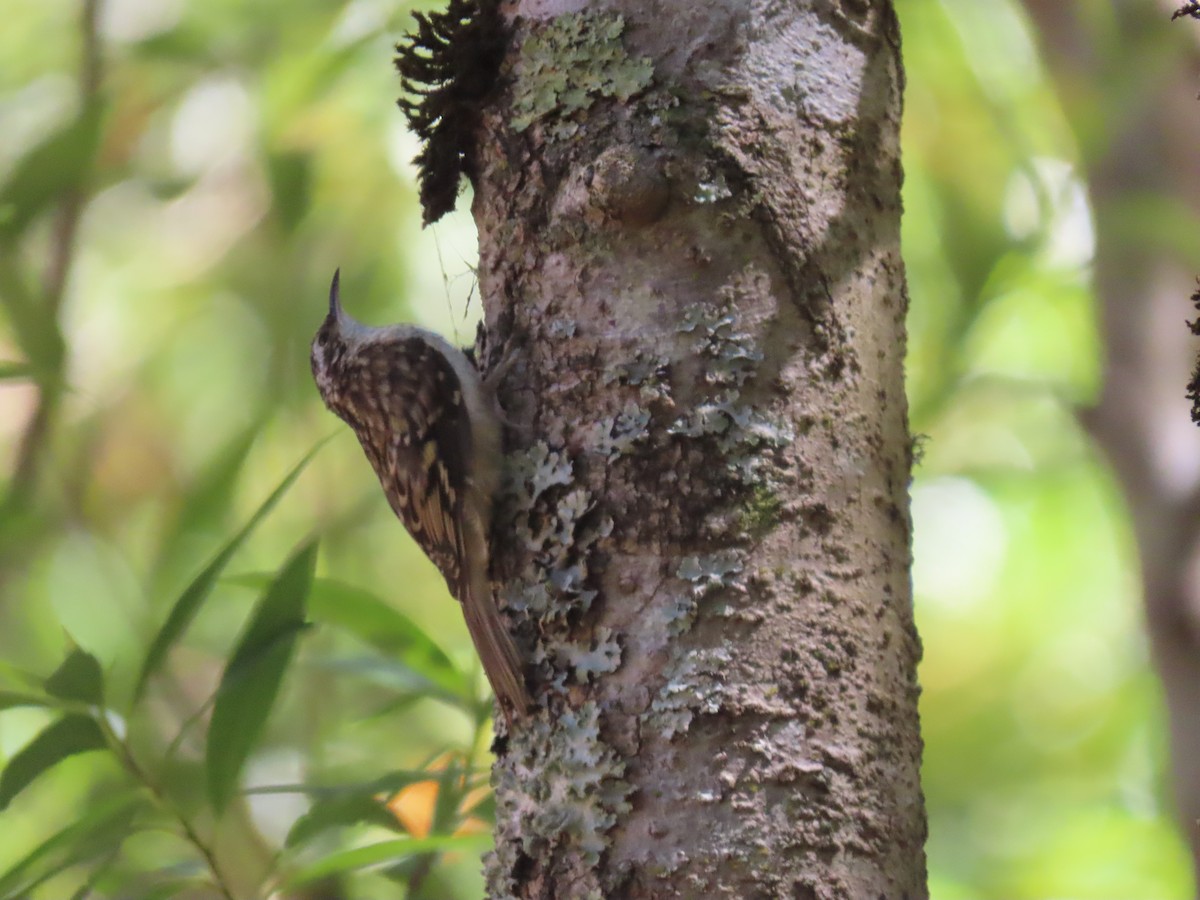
0, 0, 1190, 897
903, 2, 1191, 898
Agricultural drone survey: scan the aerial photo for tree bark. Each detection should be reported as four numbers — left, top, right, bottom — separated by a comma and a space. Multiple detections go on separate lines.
472, 1, 926, 896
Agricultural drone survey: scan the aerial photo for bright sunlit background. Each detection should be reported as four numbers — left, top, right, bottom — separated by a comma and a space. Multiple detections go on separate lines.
0, 0, 1193, 897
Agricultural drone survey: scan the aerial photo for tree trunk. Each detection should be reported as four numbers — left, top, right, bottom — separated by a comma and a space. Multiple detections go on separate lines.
1023, 2, 1200, 888
471, 2, 926, 896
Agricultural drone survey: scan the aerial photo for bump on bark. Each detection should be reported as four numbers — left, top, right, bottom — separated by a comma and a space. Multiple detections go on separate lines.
393, 0, 507, 224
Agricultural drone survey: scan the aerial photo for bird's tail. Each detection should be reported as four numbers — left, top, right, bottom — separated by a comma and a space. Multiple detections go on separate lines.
462, 578, 529, 718
460, 503, 528, 717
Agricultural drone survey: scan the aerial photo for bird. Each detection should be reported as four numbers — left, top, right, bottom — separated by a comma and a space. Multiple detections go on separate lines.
311, 269, 528, 717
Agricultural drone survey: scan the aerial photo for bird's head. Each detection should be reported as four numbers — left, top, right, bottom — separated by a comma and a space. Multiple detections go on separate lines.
310, 269, 374, 406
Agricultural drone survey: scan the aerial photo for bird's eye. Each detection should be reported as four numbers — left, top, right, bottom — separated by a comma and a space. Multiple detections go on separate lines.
315, 326, 332, 353
311, 332, 328, 370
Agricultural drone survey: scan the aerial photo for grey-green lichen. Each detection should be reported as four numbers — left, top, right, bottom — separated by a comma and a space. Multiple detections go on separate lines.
647, 647, 731, 740
692, 170, 733, 204
637, 270, 799, 744
508, 440, 575, 505
547, 317, 578, 338
665, 551, 746, 637
551, 625, 622, 683
676, 551, 744, 597
503, 442, 612, 642
640, 551, 747, 739
666, 384, 792, 488
489, 702, 633, 891
604, 351, 672, 403
511, 11, 654, 139
579, 400, 651, 460
678, 270, 766, 387
493, 440, 628, 890
671, 267, 795, 493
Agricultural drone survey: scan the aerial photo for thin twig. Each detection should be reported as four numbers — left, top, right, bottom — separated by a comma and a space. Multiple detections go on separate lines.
4, 0, 103, 513
98, 718, 238, 900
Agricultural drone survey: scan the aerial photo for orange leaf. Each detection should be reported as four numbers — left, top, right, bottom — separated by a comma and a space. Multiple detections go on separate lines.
387, 779, 438, 838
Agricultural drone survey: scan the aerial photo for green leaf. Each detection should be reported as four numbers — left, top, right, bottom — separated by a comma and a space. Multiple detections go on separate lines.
0, 691, 65, 711
0, 791, 143, 896
0, 247, 66, 376
471, 788, 496, 823
0, 714, 108, 810
154, 425, 261, 578
134, 440, 326, 702
44, 648, 104, 706
206, 539, 318, 814
136, 876, 209, 900
285, 791, 403, 849
120, 861, 208, 900
283, 834, 491, 890
267, 150, 312, 233
0, 659, 43, 691
0, 360, 32, 380
0, 102, 105, 242
228, 575, 471, 702
308, 580, 460, 675
246, 770, 431, 798
0, 660, 86, 711
431, 758, 463, 836
309, 656, 449, 706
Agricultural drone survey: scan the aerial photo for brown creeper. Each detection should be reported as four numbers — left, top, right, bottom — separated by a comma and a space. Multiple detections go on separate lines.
311, 270, 528, 716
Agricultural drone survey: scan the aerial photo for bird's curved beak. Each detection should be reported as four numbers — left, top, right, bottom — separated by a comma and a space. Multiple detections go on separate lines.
328, 268, 342, 321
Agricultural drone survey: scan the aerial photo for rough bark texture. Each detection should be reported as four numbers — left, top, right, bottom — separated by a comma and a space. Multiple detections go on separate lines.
1024, 2, 1200, 888
472, 1, 925, 896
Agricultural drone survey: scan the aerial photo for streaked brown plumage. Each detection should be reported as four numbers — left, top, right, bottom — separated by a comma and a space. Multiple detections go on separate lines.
311, 270, 528, 716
